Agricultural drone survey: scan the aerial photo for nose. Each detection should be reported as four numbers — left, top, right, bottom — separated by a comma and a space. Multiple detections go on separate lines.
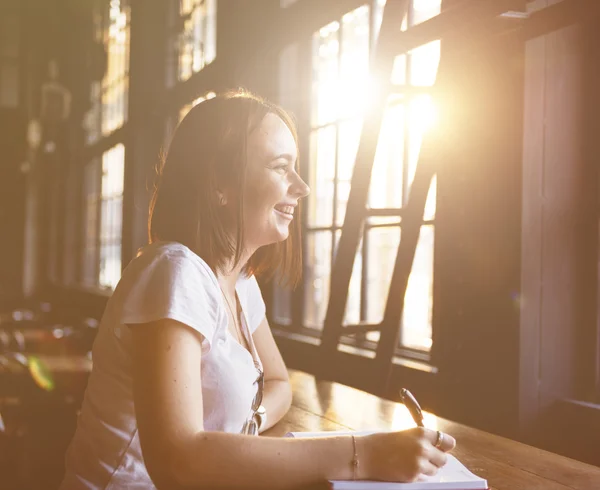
291, 173, 310, 199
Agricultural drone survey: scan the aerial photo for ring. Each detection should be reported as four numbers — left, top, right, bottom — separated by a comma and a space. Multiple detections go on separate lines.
434, 430, 444, 448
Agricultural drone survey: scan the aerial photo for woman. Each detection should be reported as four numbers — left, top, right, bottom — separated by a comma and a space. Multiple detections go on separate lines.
60, 90, 456, 489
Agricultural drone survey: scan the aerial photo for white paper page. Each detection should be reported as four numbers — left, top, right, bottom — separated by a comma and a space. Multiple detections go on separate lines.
286, 431, 488, 490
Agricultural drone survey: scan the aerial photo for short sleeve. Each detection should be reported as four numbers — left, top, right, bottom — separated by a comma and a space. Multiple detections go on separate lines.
239, 274, 266, 333
119, 247, 221, 351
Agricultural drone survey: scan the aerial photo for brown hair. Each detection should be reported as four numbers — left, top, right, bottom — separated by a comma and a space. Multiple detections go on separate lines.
149, 89, 302, 287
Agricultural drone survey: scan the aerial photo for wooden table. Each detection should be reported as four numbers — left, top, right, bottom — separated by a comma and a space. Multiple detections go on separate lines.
264, 370, 600, 490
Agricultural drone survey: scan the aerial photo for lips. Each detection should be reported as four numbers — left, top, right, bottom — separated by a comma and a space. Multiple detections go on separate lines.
274, 205, 294, 215
274, 204, 295, 219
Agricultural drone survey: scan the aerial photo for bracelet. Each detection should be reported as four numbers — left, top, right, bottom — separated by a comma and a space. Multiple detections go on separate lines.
351, 435, 359, 480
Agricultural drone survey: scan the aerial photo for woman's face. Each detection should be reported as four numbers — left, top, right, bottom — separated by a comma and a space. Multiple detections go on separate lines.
240, 112, 310, 250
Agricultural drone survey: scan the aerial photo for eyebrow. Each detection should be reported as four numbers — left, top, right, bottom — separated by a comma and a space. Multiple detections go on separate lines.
268, 153, 296, 163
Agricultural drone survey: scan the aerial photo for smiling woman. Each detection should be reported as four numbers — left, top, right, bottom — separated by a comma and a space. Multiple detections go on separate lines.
59, 89, 456, 490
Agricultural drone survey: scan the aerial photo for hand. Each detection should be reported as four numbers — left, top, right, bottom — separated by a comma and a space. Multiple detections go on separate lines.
358, 427, 456, 482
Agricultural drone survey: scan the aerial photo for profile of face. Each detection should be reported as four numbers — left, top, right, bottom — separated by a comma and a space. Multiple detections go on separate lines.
236, 112, 310, 250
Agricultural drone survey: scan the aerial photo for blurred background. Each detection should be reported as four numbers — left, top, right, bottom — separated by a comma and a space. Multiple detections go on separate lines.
0, 0, 598, 488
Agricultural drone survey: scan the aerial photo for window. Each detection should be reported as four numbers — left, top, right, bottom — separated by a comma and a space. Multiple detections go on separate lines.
103, 0, 130, 135
175, 0, 217, 83
84, 0, 131, 143
81, 144, 125, 290
276, 0, 441, 353
99, 144, 125, 289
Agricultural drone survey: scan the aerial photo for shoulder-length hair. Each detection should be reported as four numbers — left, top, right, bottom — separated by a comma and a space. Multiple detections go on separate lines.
149, 89, 302, 287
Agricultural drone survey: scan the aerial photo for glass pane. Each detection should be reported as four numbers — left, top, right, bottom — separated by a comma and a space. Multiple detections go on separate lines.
366, 226, 401, 340
312, 21, 340, 126
391, 54, 407, 85
102, 0, 130, 135
401, 225, 434, 350
407, 94, 437, 201
373, 0, 408, 43
205, 0, 217, 65
423, 175, 436, 221
370, 102, 404, 209
337, 118, 361, 226
410, 40, 440, 86
308, 126, 335, 227
304, 231, 333, 329
412, 0, 442, 26
99, 144, 125, 290
335, 231, 362, 326
339, 6, 370, 119
99, 243, 122, 290
273, 285, 292, 325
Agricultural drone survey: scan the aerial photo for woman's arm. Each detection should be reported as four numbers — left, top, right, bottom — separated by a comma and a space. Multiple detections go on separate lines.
130, 319, 455, 490
251, 317, 292, 433
130, 318, 357, 489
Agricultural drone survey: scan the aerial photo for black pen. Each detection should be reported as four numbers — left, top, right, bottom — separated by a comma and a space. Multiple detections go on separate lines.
400, 388, 425, 428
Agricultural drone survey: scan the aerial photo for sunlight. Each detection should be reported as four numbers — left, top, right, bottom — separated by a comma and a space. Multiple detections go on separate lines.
391, 402, 438, 431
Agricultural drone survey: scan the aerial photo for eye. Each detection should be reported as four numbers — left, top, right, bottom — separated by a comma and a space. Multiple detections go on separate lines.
272, 161, 290, 172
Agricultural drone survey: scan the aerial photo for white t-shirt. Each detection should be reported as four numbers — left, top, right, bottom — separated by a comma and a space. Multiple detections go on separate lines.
60, 242, 266, 490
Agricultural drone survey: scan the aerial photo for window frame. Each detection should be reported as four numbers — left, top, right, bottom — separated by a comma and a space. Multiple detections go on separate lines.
274, 0, 441, 361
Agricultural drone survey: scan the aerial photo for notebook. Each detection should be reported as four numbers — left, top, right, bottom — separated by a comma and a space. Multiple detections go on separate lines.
286, 431, 488, 490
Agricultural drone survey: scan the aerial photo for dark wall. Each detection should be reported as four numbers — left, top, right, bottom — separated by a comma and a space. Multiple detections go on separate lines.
0, 108, 27, 306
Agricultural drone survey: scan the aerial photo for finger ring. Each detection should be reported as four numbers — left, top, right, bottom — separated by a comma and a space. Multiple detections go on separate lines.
434, 430, 444, 448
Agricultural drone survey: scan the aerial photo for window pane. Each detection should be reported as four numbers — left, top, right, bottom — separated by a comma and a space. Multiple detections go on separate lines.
424, 175, 436, 221
401, 225, 434, 350
178, 0, 217, 81
101, 0, 130, 135
308, 126, 335, 227
407, 94, 437, 201
370, 102, 404, 209
312, 21, 340, 126
99, 144, 125, 290
410, 40, 440, 86
367, 226, 401, 327
335, 230, 362, 326
412, 0, 442, 25
304, 231, 333, 328
339, 6, 370, 120
273, 285, 292, 325
337, 118, 361, 226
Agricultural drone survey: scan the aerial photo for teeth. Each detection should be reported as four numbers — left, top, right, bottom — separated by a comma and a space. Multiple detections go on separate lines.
276, 205, 294, 215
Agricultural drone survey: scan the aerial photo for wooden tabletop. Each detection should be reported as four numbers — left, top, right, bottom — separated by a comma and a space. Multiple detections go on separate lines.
265, 370, 600, 490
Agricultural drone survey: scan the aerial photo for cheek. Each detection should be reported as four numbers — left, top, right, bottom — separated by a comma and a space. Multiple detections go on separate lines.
245, 175, 286, 212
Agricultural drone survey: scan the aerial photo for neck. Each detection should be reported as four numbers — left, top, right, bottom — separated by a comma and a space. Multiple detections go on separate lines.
216, 247, 256, 294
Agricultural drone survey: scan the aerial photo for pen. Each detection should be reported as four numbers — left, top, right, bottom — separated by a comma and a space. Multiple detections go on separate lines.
400, 388, 425, 428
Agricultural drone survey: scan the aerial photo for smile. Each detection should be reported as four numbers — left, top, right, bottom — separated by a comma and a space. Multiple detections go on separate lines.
274, 205, 294, 219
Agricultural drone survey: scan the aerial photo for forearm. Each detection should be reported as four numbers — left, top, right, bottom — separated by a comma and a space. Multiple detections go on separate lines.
259, 379, 292, 433
171, 432, 363, 490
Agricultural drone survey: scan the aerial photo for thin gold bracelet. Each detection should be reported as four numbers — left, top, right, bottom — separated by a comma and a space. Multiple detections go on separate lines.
351, 435, 359, 480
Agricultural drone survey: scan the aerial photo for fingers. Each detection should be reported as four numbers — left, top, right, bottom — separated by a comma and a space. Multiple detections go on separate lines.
418, 459, 439, 477
428, 447, 448, 468
420, 428, 456, 453
438, 432, 456, 452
